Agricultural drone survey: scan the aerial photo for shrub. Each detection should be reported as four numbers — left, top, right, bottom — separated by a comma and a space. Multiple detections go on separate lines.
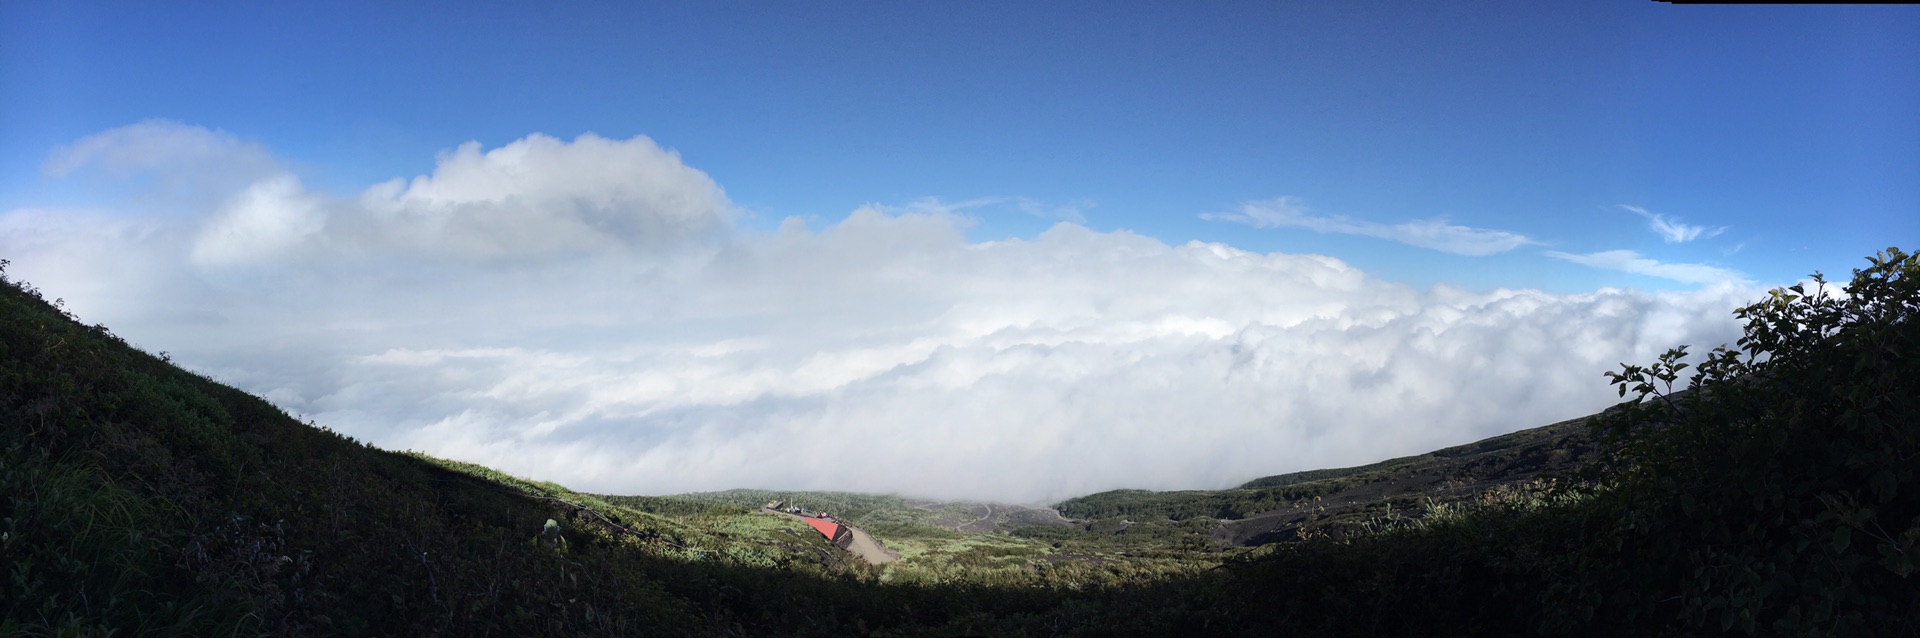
1566, 247, 1920, 635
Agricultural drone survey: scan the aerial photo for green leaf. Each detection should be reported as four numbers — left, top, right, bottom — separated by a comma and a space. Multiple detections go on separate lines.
1872, 470, 1897, 503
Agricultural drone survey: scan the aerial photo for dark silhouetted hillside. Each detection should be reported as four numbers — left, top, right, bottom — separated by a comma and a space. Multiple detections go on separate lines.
5, 247, 1915, 636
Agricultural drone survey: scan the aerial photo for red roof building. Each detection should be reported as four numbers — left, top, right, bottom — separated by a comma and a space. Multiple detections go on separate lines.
803, 517, 852, 547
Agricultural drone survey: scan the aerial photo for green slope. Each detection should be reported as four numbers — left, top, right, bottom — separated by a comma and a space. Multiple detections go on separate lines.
6, 248, 1915, 636
1237, 414, 1597, 490
0, 262, 1248, 635
1053, 414, 1600, 545
0, 264, 846, 635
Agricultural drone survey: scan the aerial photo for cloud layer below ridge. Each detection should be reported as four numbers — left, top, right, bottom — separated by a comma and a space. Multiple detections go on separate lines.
2, 122, 1762, 503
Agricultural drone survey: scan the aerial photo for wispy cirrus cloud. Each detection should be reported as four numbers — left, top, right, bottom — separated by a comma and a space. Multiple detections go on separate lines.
1011, 197, 1092, 223
1203, 197, 1534, 256
902, 196, 1090, 224
1546, 249, 1750, 286
45, 119, 281, 179
41, 120, 289, 213
1622, 205, 1726, 243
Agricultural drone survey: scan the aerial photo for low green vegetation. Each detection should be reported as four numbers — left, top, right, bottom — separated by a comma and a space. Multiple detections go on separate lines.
612, 489, 938, 528
1212, 248, 1920, 635
3, 248, 1916, 636
1053, 413, 1598, 548
1238, 415, 1594, 490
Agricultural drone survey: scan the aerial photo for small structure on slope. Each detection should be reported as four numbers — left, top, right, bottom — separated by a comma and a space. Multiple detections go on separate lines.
803, 516, 854, 548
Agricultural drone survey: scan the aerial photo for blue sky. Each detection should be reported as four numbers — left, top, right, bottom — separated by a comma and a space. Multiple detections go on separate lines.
2, 2, 1915, 500
8, 1, 1914, 289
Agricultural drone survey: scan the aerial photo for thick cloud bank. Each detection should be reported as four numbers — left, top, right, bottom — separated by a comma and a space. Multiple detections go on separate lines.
3, 123, 1759, 503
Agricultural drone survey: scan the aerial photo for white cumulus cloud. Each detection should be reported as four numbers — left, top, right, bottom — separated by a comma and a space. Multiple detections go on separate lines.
356, 133, 733, 260
1203, 197, 1535, 256
1, 125, 1767, 504
40, 123, 735, 267
191, 175, 327, 267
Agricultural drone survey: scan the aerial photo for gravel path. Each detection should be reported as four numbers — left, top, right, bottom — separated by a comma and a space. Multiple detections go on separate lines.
761, 508, 898, 565
842, 525, 899, 565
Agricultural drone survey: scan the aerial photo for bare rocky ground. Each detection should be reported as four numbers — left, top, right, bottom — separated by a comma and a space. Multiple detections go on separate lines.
843, 525, 900, 565
903, 499, 1078, 534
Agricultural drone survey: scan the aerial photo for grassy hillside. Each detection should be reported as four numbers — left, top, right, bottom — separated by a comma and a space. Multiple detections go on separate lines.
613, 489, 936, 528
1054, 413, 1599, 545
0, 261, 884, 635
5, 248, 1916, 636
1238, 413, 1596, 490
0, 260, 1252, 635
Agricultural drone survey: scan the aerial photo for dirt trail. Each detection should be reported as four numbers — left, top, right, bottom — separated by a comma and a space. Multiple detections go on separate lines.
842, 525, 899, 565
760, 509, 897, 566
958, 503, 997, 533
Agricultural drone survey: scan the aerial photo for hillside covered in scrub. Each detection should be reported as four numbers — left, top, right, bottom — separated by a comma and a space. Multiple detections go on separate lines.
1056, 412, 1599, 546
3, 248, 1918, 636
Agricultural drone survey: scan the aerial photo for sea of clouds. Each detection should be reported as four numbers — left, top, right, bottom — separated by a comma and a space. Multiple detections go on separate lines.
2, 122, 1763, 503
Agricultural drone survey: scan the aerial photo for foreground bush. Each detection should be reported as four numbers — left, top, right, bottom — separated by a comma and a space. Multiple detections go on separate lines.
1217, 248, 1919, 636
1569, 247, 1920, 634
